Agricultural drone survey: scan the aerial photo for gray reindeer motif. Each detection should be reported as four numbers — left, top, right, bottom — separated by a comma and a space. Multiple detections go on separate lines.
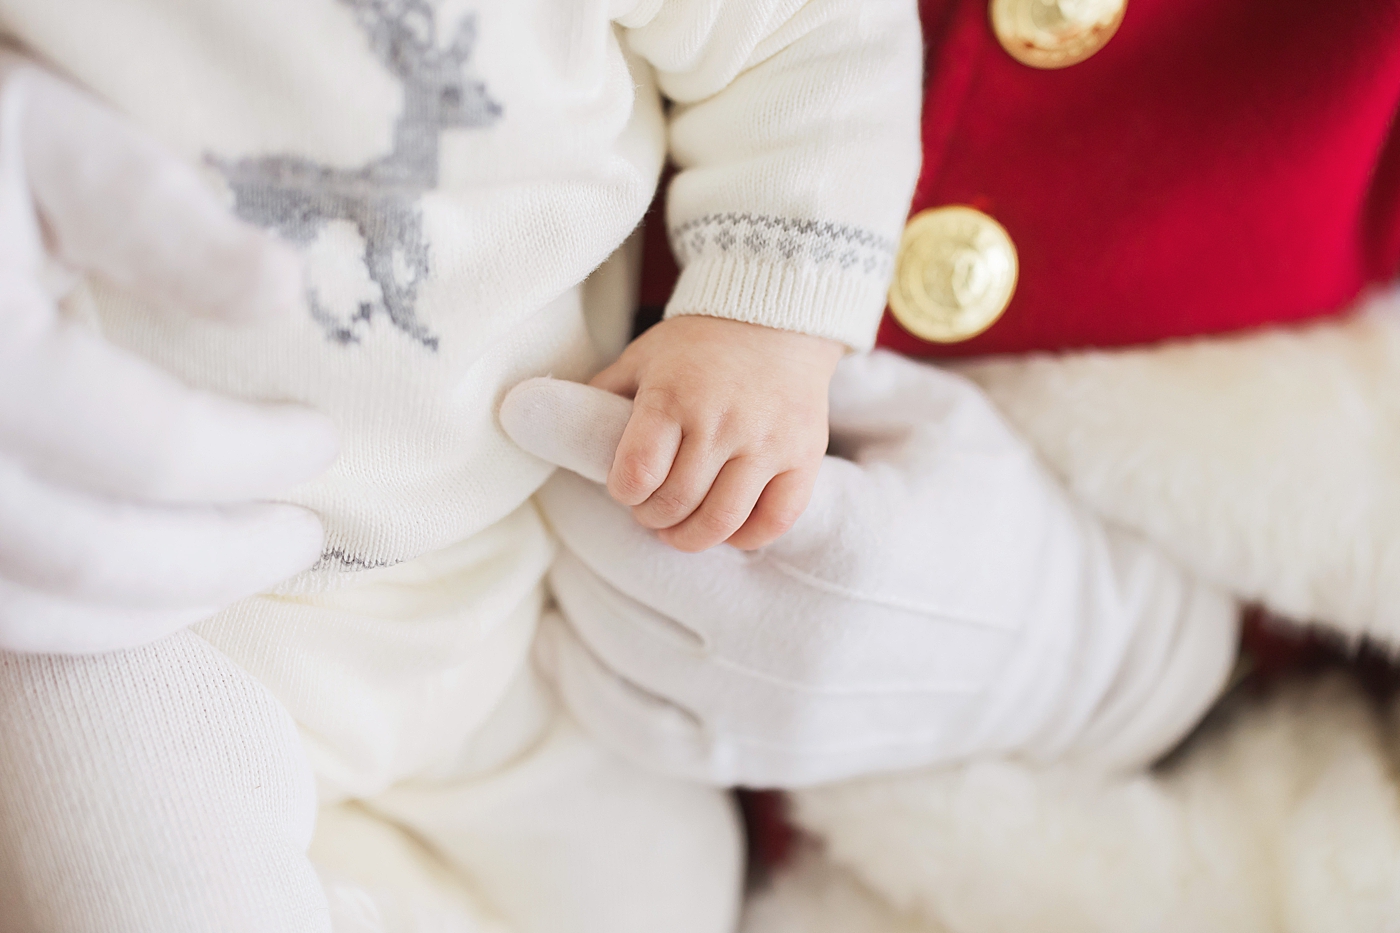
209, 0, 502, 350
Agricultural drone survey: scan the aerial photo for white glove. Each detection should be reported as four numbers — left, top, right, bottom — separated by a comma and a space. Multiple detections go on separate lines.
0, 58, 337, 654
501, 351, 1239, 787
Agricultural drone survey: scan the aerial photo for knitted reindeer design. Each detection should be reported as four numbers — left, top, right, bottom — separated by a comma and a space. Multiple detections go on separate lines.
210, 0, 501, 350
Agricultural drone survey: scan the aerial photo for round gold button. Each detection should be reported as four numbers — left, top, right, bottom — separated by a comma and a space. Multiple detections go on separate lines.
991, 0, 1126, 69
888, 206, 1018, 344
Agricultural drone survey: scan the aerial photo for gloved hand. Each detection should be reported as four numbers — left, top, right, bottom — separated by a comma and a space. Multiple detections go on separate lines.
0, 57, 337, 654
501, 351, 1238, 787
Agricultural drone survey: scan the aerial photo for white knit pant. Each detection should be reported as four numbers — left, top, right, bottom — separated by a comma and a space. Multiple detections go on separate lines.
0, 505, 742, 933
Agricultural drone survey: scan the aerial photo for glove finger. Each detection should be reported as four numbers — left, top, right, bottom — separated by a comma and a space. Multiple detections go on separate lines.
538, 469, 742, 643
0, 458, 324, 608
8, 61, 302, 323
543, 467, 1016, 686
500, 377, 632, 483
538, 611, 986, 788
548, 548, 709, 698
534, 612, 723, 784
549, 543, 989, 733
548, 524, 1039, 783
0, 576, 222, 654
0, 67, 40, 274
0, 304, 338, 502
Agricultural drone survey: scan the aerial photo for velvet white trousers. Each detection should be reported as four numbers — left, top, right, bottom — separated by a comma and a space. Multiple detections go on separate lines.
0, 504, 742, 933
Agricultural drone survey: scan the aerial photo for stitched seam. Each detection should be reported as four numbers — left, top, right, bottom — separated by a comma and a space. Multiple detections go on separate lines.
757, 554, 1018, 632
708, 652, 986, 696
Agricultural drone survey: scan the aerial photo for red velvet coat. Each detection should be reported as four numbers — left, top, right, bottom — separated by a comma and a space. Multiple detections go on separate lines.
642, 1, 1400, 359
878, 0, 1400, 358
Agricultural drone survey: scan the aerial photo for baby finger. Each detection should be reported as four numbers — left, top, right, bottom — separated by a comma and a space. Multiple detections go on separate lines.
631, 435, 724, 531
658, 458, 768, 553
608, 403, 681, 507
725, 468, 815, 551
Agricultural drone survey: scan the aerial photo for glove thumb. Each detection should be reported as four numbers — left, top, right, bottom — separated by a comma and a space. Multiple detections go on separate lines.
500, 377, 632, 483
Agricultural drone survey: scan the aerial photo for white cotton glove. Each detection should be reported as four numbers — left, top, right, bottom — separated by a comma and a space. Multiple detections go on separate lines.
0, 57, 338, 654
501, 351, 1239, 787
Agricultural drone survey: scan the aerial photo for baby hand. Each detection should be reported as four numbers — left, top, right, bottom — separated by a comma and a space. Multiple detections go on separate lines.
589, 316, 842, 552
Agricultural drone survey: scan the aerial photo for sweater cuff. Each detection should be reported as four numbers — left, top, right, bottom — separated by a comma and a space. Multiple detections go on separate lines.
662, 217, 897, 350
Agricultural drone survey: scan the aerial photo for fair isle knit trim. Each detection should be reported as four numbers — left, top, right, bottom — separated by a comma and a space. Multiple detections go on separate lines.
669, 213, 896, 279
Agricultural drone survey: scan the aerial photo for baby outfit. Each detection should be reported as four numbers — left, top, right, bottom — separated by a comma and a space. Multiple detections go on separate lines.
0, 0, 922, 931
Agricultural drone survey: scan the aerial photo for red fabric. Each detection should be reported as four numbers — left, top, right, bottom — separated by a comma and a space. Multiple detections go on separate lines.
879, 0, 1400, 358
639, 3, 1400, 357
736, 790, 799, 877
638, 179, 680, 314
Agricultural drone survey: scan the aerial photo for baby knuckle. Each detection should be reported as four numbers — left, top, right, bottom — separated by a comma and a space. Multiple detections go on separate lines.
612, 457, 661, 496
699, 502, 749, 534
762, 503, 805, 534
644, 489, 694, 524
634, 384, 686, 419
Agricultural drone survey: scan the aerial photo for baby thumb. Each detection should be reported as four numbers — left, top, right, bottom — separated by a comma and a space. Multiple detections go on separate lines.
500, 377, 632, 484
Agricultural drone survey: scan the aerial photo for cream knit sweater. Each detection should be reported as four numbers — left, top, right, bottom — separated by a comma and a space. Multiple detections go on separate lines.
0, 0, 922, 587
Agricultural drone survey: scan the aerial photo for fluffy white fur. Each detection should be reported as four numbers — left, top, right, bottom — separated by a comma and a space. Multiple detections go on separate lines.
956, 290, 1400, 646
741, 848, 931, 933
747, 677, 1400, 933
749, 293, 1400, 932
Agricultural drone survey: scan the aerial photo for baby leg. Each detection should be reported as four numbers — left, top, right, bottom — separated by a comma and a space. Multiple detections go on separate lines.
321, 653, 744, 933
0, 631, 330, 933
180, 503, 744, 933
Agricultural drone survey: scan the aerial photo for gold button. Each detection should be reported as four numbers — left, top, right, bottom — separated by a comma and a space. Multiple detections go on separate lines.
991, 0, 1126, 69
889, 206, 1018, 344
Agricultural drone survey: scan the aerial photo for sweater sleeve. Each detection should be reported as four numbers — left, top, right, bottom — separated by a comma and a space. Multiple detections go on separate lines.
617, 0, 923, 351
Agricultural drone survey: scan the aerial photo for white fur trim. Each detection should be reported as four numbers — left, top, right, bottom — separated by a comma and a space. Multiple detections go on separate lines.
742, 847, 933, 933
955, 289, 1400, 645
764, 677, 1400, 933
